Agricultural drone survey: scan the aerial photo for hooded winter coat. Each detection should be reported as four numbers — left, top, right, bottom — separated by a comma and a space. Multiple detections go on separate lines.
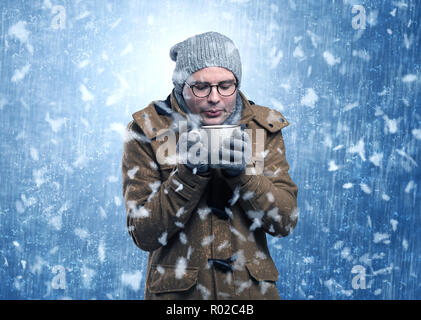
122, 90, 298, 300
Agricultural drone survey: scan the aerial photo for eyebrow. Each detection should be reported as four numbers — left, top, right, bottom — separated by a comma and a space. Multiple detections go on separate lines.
191, 79, 236, 85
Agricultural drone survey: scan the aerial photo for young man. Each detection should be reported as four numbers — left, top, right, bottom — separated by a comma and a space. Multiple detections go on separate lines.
122, 31, 298, 300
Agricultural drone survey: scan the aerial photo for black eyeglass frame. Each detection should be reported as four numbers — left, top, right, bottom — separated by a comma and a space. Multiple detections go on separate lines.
185, 80, 238, 98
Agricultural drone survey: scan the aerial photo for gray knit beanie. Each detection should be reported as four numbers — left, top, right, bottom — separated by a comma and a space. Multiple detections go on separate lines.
170, 31, 242, 94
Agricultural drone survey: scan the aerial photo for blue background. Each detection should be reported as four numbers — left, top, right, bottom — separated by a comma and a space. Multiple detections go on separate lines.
0, 0, 419, 299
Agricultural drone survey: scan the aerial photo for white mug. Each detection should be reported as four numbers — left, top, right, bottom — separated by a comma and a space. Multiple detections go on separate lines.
201, 124, 241, 166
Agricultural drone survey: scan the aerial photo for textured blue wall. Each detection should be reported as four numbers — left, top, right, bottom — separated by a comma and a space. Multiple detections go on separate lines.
0, 0, 419, 299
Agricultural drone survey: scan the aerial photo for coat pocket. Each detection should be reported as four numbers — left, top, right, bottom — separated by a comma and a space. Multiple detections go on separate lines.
148, 264, 199, 294
245, 260, 279, 282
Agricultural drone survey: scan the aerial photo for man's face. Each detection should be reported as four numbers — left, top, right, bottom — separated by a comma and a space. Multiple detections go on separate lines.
182, 67, 237, 126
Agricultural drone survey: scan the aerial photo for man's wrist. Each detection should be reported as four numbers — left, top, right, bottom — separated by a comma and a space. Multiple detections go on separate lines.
182, 163, 211, 176
221, 168, 243, 178
223, 172, 254, 194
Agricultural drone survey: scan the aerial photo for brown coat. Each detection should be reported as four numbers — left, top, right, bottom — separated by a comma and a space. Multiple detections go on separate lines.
122, 90, 298, 300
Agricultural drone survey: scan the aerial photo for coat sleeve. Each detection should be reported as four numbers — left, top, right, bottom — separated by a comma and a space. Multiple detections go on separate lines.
122, 121, 211, 251
224, 129, 298, 237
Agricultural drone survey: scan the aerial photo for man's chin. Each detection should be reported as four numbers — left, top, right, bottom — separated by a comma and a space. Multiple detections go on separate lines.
201, 116, 225, 125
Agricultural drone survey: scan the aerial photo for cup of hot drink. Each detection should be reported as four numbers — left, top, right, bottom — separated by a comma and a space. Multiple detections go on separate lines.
201, 124, 241, 167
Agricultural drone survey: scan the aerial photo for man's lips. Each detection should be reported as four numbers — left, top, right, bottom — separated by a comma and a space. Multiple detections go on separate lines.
203, 109, 223, 117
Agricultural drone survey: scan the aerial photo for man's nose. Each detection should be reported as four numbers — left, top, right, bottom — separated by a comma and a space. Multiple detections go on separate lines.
207, 86, 220, 104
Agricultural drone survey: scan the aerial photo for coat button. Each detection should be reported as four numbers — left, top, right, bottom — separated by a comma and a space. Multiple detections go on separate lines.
268, 123, 274, 128
279, 118, 284, 123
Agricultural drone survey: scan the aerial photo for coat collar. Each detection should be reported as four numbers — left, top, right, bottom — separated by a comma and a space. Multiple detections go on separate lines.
132, 90, 288, 140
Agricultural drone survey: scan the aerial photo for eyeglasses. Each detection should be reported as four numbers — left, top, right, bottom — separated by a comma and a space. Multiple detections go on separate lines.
185, 80, 238, 98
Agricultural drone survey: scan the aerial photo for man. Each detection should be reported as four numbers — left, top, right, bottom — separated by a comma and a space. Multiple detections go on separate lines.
122, 31, 298, 300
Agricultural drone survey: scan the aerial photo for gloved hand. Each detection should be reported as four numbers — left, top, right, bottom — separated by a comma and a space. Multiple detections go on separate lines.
219, 127, 252, 177
177, 129, 209, 174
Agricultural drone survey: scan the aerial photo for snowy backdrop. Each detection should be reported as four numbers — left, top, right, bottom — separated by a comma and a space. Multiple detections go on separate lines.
0, 0, 419, 299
